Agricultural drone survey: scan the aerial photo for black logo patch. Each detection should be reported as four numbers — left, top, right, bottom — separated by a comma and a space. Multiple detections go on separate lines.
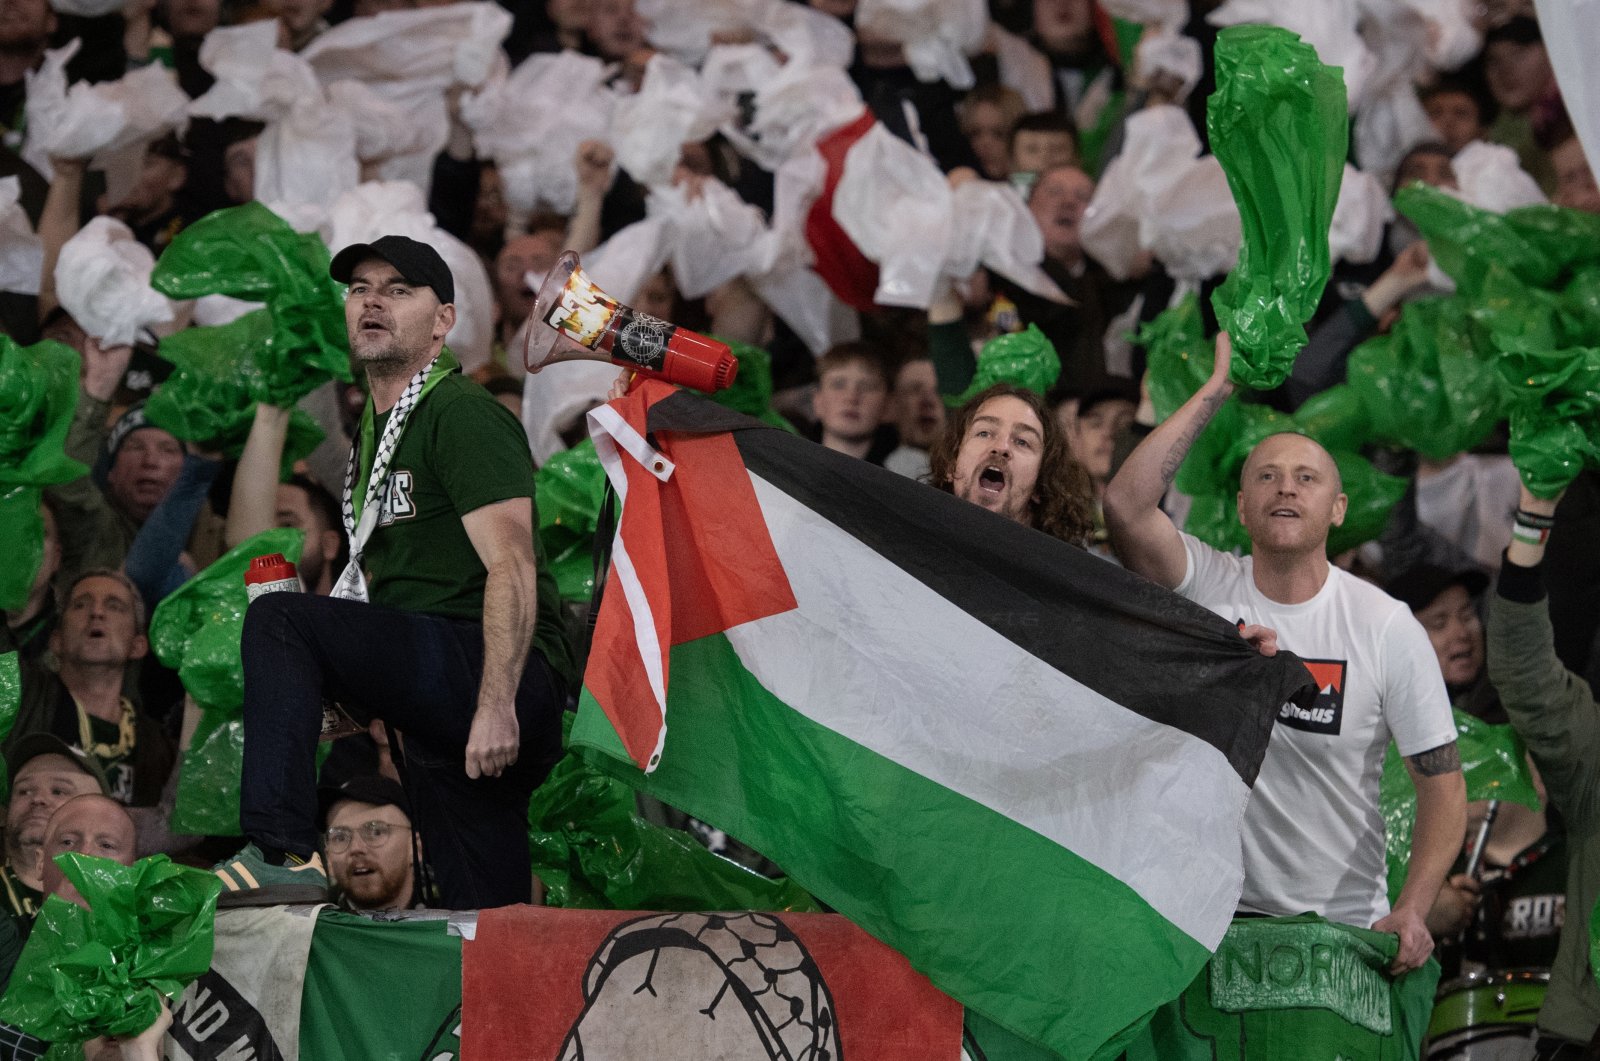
1279, 658, 1347, 735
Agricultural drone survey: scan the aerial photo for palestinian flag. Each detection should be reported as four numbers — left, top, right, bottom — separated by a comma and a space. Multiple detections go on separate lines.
572, 383, 1319, 1061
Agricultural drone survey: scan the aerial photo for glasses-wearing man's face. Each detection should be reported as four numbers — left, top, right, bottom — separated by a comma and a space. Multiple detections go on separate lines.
950, 395, 1045, 526
326, 801, 415, 910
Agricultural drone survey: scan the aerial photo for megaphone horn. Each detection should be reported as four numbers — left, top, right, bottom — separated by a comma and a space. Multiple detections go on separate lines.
521, 251, 739, 393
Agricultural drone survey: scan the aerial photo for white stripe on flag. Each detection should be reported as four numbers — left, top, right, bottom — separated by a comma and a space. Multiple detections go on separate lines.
727, 474, 1250, 948
588, 400, 671, 772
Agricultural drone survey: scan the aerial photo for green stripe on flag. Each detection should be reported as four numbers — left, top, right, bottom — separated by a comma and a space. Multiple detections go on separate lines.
574, 633, 1211, 1061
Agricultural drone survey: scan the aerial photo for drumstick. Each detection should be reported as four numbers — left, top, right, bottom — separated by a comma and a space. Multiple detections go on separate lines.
1463, 799, 1501, 880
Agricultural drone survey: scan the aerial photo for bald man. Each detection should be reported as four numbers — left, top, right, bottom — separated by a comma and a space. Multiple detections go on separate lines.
1105, 333, 1465, 979
0, 795, 143, 1060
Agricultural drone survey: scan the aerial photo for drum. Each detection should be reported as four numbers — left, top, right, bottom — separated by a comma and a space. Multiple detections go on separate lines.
1426, 969, 1548, 1060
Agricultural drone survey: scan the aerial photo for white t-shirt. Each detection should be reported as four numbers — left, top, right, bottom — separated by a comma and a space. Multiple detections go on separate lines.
1176, 533, 1456, 927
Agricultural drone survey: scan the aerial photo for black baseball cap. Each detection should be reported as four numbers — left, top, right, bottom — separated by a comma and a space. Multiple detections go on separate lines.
318, 774, 412, 827
5, 734, 112, 797
1387, 564, 1490, 614
329, 235, 455, 305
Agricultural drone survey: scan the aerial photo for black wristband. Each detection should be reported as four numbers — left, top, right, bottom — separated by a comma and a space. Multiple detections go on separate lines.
1496, 550, 1547, 604
1514, 509, 1556, 530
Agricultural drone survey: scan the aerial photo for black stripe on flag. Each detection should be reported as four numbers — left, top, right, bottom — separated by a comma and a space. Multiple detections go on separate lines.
648, 390, 1316, 786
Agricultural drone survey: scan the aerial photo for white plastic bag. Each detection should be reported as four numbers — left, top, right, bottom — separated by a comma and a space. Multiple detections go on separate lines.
1209, 0, 1373, 110
1532, 0, 1600, 208
301, 3, 512, 195
647, 179, 769, 299
328, 80, 437, 164
521, 361, 621, 465
189, 22, 322, 121
1134, 30, 1202, 104
1398, 0, 1480, 71
23, 42, 189, 179
1080, 105, 1201, 281
1100, 0, 1186, 30
612, 54, 733, 189
328, 182, 496, 371
1144, 155, 1242, 283
832, 123, 952, 308
989, 25, 1055, 114
460, 50, 614, 218
0, 177, 42, 297
55, 217, 174, 345
734, 62, 865, 170
1453, 140, 1547, 212
1329, 163, 1393, 266
854, 0, 987, 90
579, 217, 672, 307
946, 179, 1067, 302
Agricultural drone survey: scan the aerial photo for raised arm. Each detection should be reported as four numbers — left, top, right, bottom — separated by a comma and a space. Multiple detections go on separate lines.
224, 403, 291, 548
461, 496, 537, 780
1103, 331, 1235, 588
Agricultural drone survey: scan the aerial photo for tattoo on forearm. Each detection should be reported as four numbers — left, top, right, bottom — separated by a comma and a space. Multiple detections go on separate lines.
1158, 390, 1230, 486
1407, 742, 1461, 777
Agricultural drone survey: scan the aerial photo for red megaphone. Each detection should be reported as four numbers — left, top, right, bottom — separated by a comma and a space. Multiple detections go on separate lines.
520, 251, 738, 393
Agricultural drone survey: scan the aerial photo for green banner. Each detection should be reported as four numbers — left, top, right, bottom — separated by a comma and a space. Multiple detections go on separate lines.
299, 911, 462, 1060
1125, 914, 1439, 1061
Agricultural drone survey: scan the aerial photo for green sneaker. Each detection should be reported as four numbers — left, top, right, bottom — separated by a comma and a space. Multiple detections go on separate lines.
214, 843, 329, 907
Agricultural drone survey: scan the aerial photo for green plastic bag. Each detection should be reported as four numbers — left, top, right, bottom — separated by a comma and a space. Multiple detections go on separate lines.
150, 202, 350, 407
0, 652, 18, 804
149, 528, 305, 713
0, 853, 221, 1043
1395, 185, 1554, 295
1138, 293, 1212, 424
1496, 345, 1600, 497
1381, 709, 1540, 903
945, 324, 1061, 406
536, 440, 606, 604
701, 339, 795, 431
1207, 25, 1348, 391
170, 713, 244, 836
530, 718, 819, 913
1346, 298, 1507, 461
144, 310, 325, 473
0, 337, 88, 611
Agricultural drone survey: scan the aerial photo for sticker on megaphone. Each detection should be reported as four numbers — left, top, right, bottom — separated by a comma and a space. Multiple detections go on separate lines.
522, 251, 738, 393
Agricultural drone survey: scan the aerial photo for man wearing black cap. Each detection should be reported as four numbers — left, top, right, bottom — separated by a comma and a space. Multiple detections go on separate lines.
321, 775, 422, 913
0, 734, 110, 917
223, 235, 575, 910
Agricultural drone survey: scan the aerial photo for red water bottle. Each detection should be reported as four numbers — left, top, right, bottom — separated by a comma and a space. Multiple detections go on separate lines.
245, 553, 303, 601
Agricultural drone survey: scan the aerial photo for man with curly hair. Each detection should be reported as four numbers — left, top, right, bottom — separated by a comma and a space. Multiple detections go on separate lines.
927, 383, 1095, 547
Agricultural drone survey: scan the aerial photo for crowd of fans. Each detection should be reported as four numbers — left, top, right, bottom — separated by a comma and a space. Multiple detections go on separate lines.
3, 0, 1600, 1052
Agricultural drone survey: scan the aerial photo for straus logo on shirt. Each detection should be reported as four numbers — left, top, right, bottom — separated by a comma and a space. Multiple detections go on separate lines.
1280, 658, 1347, 735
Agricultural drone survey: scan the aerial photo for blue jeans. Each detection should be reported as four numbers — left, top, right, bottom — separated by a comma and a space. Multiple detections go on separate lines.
240, 592, 566, 910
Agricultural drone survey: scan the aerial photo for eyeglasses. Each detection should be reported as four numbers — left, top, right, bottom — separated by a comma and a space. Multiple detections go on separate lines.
324, 820, 411, 852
